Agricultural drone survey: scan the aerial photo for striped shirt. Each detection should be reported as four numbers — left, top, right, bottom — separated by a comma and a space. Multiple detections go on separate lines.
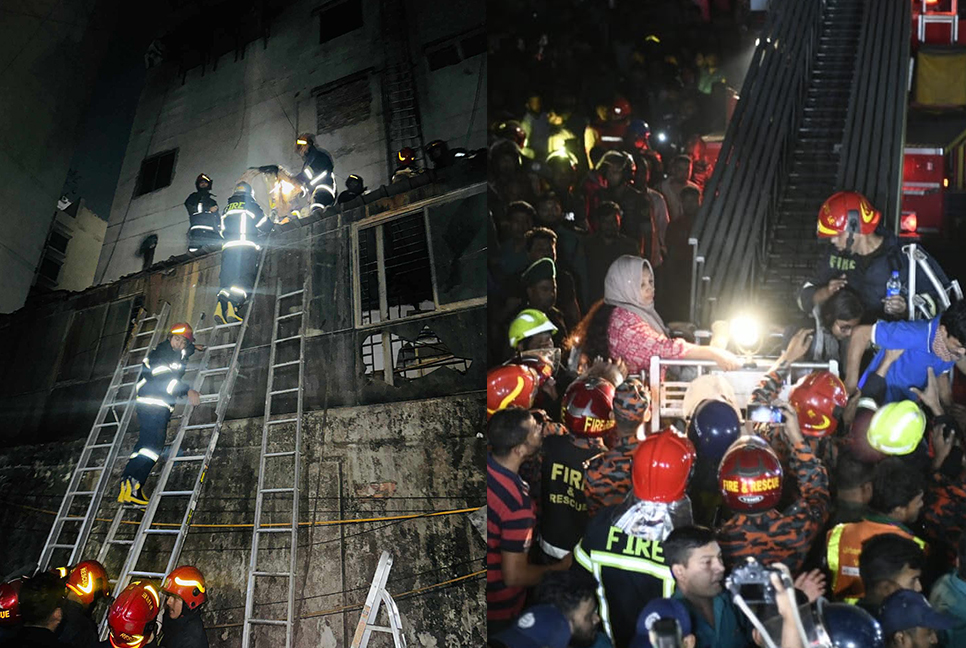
487, 454, 535, 622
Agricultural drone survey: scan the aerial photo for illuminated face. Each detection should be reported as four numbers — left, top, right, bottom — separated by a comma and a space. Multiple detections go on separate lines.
170, 335, 188, 351
568, 597, 601, 648
640, 267, 655, 306
527, 279, 557, 311
942, 331, 966, 360
831, 317, 860, 340
164, 593, 184, 620
830, 231, 851, 252
529, 238, 556, 263
675, 542, 725, 599
536, 199, 563, 226
523, 332, 555, 351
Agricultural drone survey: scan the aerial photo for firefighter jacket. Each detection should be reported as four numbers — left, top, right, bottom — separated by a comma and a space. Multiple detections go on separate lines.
136, 340, 194, 411
297, 146, 337, 206
220, 191, 272, 251
574, 504, 679, 648
184, 190, 218, 224
798, 230, 951, 320
537, 435, 605, 557
160, 608, 209, 648
717, 441, 830, 573
826, 515, 927, 601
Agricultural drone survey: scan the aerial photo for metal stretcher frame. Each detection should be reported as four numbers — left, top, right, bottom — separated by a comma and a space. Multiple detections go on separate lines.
647, 356, 839, 432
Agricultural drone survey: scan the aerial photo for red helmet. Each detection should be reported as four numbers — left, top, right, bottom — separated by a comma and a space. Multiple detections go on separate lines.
169, 322, 194, 343
162, 566, 207, 611
396, 147, 417, 167
108, 582, 160, 648
610, 97, 632, 120
817, 191, 881, 237
789, 371, 848, 437
487, 364, 539, 419
561, 377, 616, 437
494, 120, 527, 149
507, 354, 554, 388
718, 436, 783, 513
847, 398, 887, 463
66, 560, 111, 605
631, 428, 696, 502
0, 579, 23, 626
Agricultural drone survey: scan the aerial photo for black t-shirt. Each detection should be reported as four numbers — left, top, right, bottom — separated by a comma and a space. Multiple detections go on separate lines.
539, 435, 603, 553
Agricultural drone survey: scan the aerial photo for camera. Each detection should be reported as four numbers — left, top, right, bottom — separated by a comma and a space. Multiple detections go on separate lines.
747, 403, 785, 424
726, 558, 786, 606
651, 618, 683, 648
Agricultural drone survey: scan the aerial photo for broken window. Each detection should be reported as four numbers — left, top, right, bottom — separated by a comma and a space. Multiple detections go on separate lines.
425, 27, 485, 71
135, 149, 177, 196
361, 326, 471, 381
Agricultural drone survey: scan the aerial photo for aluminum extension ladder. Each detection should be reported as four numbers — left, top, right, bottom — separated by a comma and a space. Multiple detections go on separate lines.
38, 303, 172, 571
241, 277, 307, 648
97, 246, 269, 631
351, 552, 406, 648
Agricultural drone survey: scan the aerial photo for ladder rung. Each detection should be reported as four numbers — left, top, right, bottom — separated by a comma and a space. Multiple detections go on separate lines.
370, 625, 395, 633
172, 454, 205, 462
277, 311, 303, 321
78, 466, 103, 473
195, 321, 243, 334
93, 422, 119, 428
272, 360, 300, 369
144, 528, 181, 535
278, 289, 304, 299
206, 343, 237, 351
129, 570, 165, 579
118, 381, 137, 388
275, 335, 301, 343
109, 539, 133, 545
50, 543, 75, 550
201, 367, 229, 375
252, 571, 292, 578
123, 364, 142, 371
260, 488, 294, 494
130, 346, 150, 352
58, 516, 87, 522
160, 490, 194, 497
248, 619, 288, 626
70, 491, 95, 496
135, 329, 155, 336
256, 527, 291, 533
265, 451, 296, 458
185, 423, 217, 430
267, 418, 298, 425
142, 316, 159, 322
270, 388, 299, 395
198, 394, 219, 403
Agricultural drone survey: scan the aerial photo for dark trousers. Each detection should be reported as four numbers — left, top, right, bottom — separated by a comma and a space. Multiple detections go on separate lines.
122, 404, 170, 483
219, 244, 259, 309
188, 220, 222, 251
311, 183, 336, 213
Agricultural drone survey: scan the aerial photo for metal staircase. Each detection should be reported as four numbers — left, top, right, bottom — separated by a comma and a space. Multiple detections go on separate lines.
38, 304, 171, 570
241, 277, 307, 648
760, 0, 865, 319
381, 0, 425, 177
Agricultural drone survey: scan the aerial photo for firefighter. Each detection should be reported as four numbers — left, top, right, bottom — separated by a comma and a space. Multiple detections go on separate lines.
159, 567, 208, 648
336, 174, 366, 204
105, 582, 161, 648
213, 182, 274, 324
425, 139, 453, 169
799, 190, 952, 320
58, 561, 110, 648
573, 428, 696, 648
294, 133, 337, 213
584, 97, 632, 167
391, 146, 421, 183
118, 323, 200, 506
184, 174, 220, 252
0, 578, 23, 641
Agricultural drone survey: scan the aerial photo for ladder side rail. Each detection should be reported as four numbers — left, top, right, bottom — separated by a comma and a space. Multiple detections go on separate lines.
288, 280, 306, 644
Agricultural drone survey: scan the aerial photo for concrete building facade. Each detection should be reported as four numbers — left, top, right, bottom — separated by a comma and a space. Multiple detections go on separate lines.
33, 199, 108, 294
94, 0, 486, 286
0, 1, 121, 313
0, 167, 487, 645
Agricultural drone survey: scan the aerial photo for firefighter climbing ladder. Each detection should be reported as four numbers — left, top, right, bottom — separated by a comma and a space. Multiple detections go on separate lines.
38, 303, 172, 571
97, 247, 270, 624
351, 552, 406, 648
241, 277, 306, 648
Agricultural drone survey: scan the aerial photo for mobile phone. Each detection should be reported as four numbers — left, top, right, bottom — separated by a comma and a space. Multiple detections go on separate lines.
651, 618, 683, 648
747, 403, 785, 424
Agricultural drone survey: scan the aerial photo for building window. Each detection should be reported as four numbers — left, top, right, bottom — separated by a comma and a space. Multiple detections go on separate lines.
48, 231, 70, 255
314, 72, 372, 133
318, 0, 363, 44
425, 28, 485, 71
135, 149, 177, 197
38, 257, 62, 283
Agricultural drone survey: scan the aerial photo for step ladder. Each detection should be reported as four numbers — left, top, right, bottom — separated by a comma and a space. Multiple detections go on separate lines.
381, 0, 424, 176
97, 246, 270, 629
241, 277, 307, 648
350, 552, 406, 648
38, 303, 172, 571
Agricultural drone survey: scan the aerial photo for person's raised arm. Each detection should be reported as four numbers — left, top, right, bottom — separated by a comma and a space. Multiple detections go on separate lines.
844, 324, 873, 393
501, 550, 571, 588
681, 343, 741, 371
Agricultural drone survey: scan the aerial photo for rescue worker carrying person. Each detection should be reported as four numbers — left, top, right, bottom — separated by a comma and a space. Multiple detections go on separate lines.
184, 173, 220, 252
294, 132, 337, 215
118, 323, 200, 506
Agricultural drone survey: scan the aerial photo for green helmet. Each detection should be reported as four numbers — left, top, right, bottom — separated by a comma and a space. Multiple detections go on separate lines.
508, 309, 558, 349
867, 400, 926, 455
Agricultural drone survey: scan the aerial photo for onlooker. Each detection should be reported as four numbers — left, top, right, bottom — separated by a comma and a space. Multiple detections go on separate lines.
534, 571, 604, 648
525, 228, 581, 332
487, 408, 572, 634
490, 604, 573, 648
929, 534, 966, 647
629, 598, 696, 648
659, 155, 699, 224
520, 257, 569, 346
829, 451, 876, 526
495, 201, 537, 285
857, 533, 926, 615
5, 572, 64, 648
879, 589, 955, 648
665, 525, 753, 648
582, 202, 641, 305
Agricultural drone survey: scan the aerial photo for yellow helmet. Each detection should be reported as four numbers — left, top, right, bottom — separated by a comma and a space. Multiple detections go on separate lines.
508, 309, 558, 349
867, 400, 926, 455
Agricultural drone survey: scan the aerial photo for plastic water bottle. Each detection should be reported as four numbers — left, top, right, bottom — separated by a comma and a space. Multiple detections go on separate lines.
886, 270, 902, 298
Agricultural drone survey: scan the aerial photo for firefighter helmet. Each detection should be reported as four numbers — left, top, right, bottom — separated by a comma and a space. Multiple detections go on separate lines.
161, 566, 207, 611
718, 436, 783, 513
546, 149, 579, 175
595, 150, 636, 184
345, 174, 366, 193
847, 398, 887, 463
624, 119, 651, 150
425, 139, 449, 162
508, 309, 558, 350
631, 428, 696, 502
506, 354, 555, 388
487, 364, 539, 419
867, 400, 926, 455
66, 560, 111, 605
107, 582, 160, 648
789, 371, 848, 437
194, 173, 211, 191
688, 399, 742, 468
819, 600, 885, 648
295, 133, 315, 148
169, 322, 194, 344
494, 120, 527, 149
562, 377, 616, 437
396, 147, 417, 168
817, 191, 881, 238
610, 97, 632, 120
0, 578, 23, 627
234, 181, 253, 198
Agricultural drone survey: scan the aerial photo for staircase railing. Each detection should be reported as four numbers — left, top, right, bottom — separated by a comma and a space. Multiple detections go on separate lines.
689, 0, 823, 323
836, 0, 911, 227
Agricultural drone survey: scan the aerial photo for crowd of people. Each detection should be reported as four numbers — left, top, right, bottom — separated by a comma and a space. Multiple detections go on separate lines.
486, 3, 966, 643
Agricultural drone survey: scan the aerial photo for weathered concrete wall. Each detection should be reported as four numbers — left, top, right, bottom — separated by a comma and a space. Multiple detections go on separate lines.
0, 394, 486, 646
95, 0, 485, 285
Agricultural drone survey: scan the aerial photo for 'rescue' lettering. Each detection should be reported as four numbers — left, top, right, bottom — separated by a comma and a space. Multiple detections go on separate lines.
722, 477, 780, 494
0, 610, 9, 619
605, 526, 666, 563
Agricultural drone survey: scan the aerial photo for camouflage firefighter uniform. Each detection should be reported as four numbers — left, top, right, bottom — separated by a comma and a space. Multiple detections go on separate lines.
716, 440, 830, 573
584, 435, 638, 518
923, 467, 966, 567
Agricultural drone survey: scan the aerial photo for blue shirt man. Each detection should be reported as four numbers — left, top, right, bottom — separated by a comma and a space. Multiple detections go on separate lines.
859, 317, 957, 402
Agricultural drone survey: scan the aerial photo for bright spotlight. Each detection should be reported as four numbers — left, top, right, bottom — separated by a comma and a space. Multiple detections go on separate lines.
656, 131, 668, 143
730, 314, 762, 354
